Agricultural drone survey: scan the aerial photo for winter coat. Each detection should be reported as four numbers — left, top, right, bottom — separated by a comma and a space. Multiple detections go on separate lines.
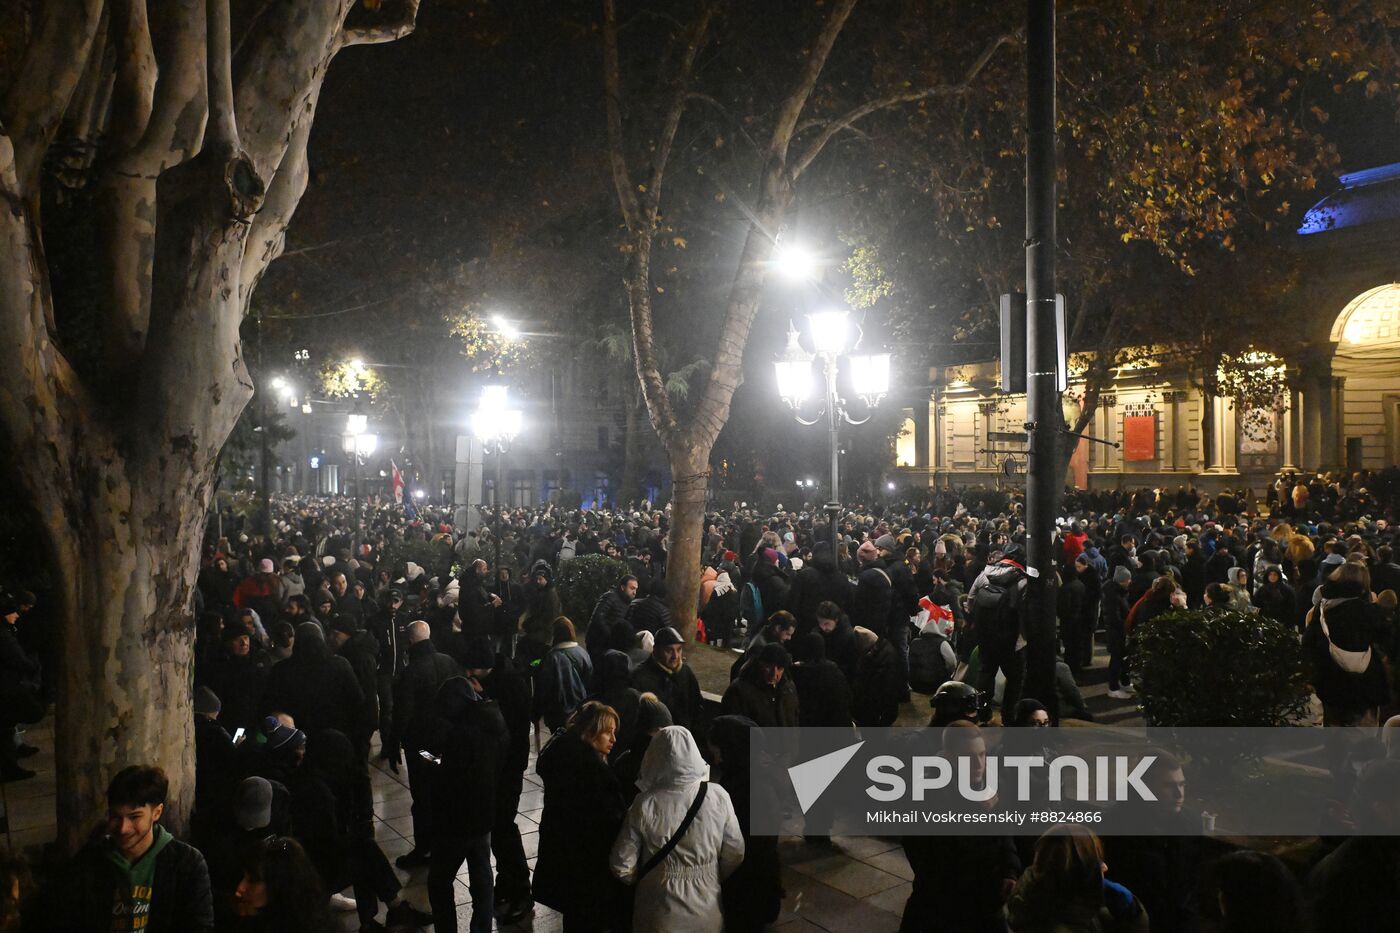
533, 730, 628, 917
196, 649, 269, 735
627, 594, 674, 635
1007, 865, 1149, 933
852, 637, 902, 727
786, 552, 854, 630
587, 589, 637, 672
594, 650, 642, 761
42, 827, 215, 933
429, 677, 510, 840
518, 565, 562, 651
852, 563, 894, 637
699, 577, 740, 644
610, 727, 745, 933
534, 642, 593, 731
632, 657, 705, 733
392, 639, 461, 748
261, 632, 364, 739
334, 629, 381, 742
791, 658, 852, 727
720, 665, 799, 728
749, 560, 790, 625
819, 614, 860, 682
1302, 580, 1390, 717
477, 653, 532, 774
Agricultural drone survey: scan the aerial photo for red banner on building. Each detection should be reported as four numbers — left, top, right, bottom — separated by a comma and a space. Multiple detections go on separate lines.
1122, 414, 1157, 461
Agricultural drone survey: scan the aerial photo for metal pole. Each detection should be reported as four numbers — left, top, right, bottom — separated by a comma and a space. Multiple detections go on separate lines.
1024, 0, 1061, 713
825, 354, 841, 570
494, 445, 505, 572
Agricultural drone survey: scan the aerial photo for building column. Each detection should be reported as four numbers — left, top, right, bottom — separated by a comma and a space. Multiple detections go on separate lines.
1301, 380, 1323, 470
914, 399, 930, 469
1331, 376, 1347, 471
1282, 387, 1300, 471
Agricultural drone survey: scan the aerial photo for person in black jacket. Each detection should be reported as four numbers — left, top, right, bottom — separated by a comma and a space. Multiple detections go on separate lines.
1302, 562, 1390, 725
631, 626, 704, 734
791, 632, 853, 728
625, 578, 673, 634
851, 625, 902, 727
261, 622, 363, 739
591, 649, 641, 762
195, 625, 270, 738
328, 615, 380, 759
1102, 567, 1134, 698
42, 765, 214, 933
587, 576, 638, 678
367, 587, 408, 769
192, 686, 236, 849
0, 595, 43, 781
426, 676, 510, 933
710, 715, 783, 933
456, 559, 500, 643
393, 620, 462, 867
1057, 559, 1087, 677
815, 601, 859, 682
532, 702, 628, 931
721, 643, 799, 728
461, 637, 534, 923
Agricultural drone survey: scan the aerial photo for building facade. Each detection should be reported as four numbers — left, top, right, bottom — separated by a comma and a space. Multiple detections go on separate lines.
893, 164, 1400, 492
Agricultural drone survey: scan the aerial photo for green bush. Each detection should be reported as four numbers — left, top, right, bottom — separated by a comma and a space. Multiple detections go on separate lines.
1128, 609, 1311, 727
557, 554, 631, 631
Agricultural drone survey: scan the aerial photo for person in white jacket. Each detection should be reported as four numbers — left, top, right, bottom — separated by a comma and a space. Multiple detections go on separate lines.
610, 726, 745, 933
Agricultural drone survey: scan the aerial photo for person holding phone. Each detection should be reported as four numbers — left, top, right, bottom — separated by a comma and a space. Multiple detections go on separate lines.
192, 687, 236, 850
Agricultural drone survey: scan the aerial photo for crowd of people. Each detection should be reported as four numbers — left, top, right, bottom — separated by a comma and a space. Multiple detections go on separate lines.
2, 465, 1399, 932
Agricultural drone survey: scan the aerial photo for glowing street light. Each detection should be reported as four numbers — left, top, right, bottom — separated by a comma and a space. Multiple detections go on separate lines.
772, 242, 820, 282
491, 315, 521, 341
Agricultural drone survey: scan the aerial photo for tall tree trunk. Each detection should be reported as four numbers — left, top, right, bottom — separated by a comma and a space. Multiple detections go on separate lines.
0, 0, 420, 851
664, 443, 710, 640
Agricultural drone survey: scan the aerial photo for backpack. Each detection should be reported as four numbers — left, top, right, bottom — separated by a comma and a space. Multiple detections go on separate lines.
908, 630, 954, 694
1318, 601, 1373, 674
739, 582, 764, 630
970, 567, 1025, 642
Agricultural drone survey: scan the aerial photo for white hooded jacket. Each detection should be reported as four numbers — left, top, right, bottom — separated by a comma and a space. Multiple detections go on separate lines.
610, 726, 745, 932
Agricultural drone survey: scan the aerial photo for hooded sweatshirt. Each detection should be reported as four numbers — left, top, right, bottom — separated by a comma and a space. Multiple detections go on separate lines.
106, 825, 175, 930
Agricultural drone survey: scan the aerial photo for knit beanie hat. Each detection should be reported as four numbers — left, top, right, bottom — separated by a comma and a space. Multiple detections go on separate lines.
193, 686, 221, 716
1113, 566, 1132, 585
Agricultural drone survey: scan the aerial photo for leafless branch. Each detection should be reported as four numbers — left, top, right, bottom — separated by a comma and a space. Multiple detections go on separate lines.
791, 31, 1017, 181
602, 0, 642, 231
207, 0, 240, 155
767, 0, 858, 170
642, 3, 717, 225
686, 92, 761, 154
0, 0, 107, 194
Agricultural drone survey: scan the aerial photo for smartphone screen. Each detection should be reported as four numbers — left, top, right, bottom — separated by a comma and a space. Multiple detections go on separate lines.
232, 727, 246, 745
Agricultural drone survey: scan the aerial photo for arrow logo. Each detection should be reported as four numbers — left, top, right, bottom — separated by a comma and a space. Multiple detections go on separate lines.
787, 741, 865, 814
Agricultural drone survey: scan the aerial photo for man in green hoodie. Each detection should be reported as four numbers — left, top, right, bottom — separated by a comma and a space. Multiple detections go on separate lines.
41, 765, 214, 932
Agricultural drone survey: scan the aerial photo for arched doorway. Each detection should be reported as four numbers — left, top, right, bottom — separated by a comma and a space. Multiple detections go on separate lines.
1329, 284, 1400, 469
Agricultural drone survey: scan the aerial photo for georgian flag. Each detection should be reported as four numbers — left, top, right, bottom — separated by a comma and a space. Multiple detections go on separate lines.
391, 460, 405, 505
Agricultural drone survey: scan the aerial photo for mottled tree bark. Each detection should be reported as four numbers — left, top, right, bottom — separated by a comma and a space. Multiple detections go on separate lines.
0, 0, 419, 851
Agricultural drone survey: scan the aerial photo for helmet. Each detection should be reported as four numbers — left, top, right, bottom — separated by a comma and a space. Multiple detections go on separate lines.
930, 681, 987, 723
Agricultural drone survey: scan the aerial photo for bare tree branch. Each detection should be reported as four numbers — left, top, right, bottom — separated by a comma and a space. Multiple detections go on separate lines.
601, 0, 642, 232
342, 0, 421, 47
207, 0, 240, 155
791, 31, 1017, 181
641, 3, 716, 225
108, 0, 159, 153
126, 0, 208, 172
686, 92, 761, 154
766, 0, 859, 171
0, 0, 107, 194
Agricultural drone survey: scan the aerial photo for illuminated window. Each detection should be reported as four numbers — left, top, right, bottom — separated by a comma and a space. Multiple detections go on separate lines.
895, 415, 917, 468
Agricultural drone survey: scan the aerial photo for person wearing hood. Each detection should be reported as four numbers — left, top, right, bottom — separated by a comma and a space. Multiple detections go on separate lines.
968, 546, 1032, 718
327, 615, 380, 759
721, 644, 799, 728
592, 650, 641, 762
1303, 561, 1390, 725
196, 623, 270, 737
699, 569, 740, 646
784, 546, 856, 633
533, 702, 629, 931
748, 548, 790, 626
610, 726, 745, 933
1252, 565, 1297, 625
1007, 826, 1148, 933
425, 676, 510, 933
535, 618, 594, 732
458, 636, 533, 923
517, 560, 561, 667
588, 575, 640, 677
708, 716, 783, 932
614, 693, 675, 805
632, 627, 704, 734
279, 557, 306, 601
851, 626, 902, 727
260, 622, 363, 739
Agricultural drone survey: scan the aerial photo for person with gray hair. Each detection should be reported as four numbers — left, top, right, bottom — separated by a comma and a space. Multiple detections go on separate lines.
392, 617, 462, 869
